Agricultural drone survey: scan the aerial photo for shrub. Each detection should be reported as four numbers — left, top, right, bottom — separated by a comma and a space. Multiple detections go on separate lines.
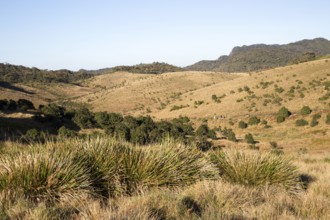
244, 133, 255, 144
238, 121, 248, 129
312, 113, 321, 121
209, 150, 299, 190
269, 141, 278, 149
277, 115, 286, 123
326, 113, 330, 125
277, 107, 291, 123
39, 103, 65, 120
25, 128, 41, 142
310, 119, 319, 127
222, 128, 237, 142
300, 106, 312, 115
196, 124, 217, 140
57, 126, 77, 138
195, 137, 212, 152
248, 116, 260, 125
295, 119, 308, 127
17, 99, 35, 111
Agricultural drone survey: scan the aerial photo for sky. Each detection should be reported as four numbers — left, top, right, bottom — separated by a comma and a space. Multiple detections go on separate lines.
1, 0, 330, 71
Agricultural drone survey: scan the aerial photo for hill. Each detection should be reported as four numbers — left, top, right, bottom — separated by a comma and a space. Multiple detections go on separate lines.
187, 38, 330, 72
0, 63, 93, 84
85, 62, 184, 75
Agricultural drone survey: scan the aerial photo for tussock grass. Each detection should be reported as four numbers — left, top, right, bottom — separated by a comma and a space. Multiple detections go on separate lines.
209, 149, 300, 190
0, 147, 92, 204
1, 137, 328, 219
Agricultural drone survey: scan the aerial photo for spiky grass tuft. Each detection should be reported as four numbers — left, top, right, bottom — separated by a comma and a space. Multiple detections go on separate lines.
209, 150, 300, 191
0, 147, 92, 204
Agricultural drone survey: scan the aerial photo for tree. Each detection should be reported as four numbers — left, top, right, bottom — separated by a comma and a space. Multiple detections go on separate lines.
17, 99, 35, 111
40, 103, 65, 121
73, 107, 95, 129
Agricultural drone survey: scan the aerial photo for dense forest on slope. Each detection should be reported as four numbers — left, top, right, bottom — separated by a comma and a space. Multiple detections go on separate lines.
0, 62, 183, 85
187, 38, 330, 72
106, 62, 184, 74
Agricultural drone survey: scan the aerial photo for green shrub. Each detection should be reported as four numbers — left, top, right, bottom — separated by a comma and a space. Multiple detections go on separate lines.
310, 119, 319, 127
222, 128, 237, 142
57, 126, 77, 138
277, 107, 291, 123
196, 124, 217, 140
295, 119, 308, 127
312, 113, 321, 121
238, 121, 248, 129
25, 129, 41, 142
300, 106, 312, 115
244, 133, 255, 144
209, 150, 299, 190
248, 116, 260, 125
17, 99, 35, 111
277, 115, 286, 123
326, 113, 330, 125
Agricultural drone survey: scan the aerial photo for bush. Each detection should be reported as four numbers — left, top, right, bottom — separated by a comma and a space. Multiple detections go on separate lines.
196, 124, 217, 140
277, 107, 291, 123
40, 104, 65, 121
245, 133, 255, 144
248, 116, 260, 125
222, 128, 237, 142
238, 121, 248, 129
277, 115, 286, 123
25, 128, 41, 142
58, 126, 77, 138
326, 113, 330, 125
195, 137, 212, 152
295, 119, 309, 127
300, 106, 312, 115
310, 119, 319, 127
269, 141, 278, 149
209, 150, 299, 190
17, 99, 35, 111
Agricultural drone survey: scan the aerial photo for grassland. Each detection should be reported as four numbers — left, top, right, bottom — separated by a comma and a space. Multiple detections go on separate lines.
0, 58, 329, 219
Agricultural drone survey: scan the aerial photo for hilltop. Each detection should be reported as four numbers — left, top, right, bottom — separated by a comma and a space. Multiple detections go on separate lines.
187, 38, 330, 72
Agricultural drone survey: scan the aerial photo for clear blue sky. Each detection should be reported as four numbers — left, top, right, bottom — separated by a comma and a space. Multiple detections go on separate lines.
1, 0, 330, 71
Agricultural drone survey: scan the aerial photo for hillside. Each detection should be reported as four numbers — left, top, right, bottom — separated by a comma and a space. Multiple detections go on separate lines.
0, 63, 94, 84
187, 38, 330, 72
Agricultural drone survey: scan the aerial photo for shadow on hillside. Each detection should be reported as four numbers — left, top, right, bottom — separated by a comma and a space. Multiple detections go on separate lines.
0, 81, 35, 95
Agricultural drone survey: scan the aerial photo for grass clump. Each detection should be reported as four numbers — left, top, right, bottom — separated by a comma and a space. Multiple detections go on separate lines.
209, 150, 299, 190
0, 146, 92, 204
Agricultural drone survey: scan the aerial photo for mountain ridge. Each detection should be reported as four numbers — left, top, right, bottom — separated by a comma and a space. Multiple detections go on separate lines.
187, 37, 330, 72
